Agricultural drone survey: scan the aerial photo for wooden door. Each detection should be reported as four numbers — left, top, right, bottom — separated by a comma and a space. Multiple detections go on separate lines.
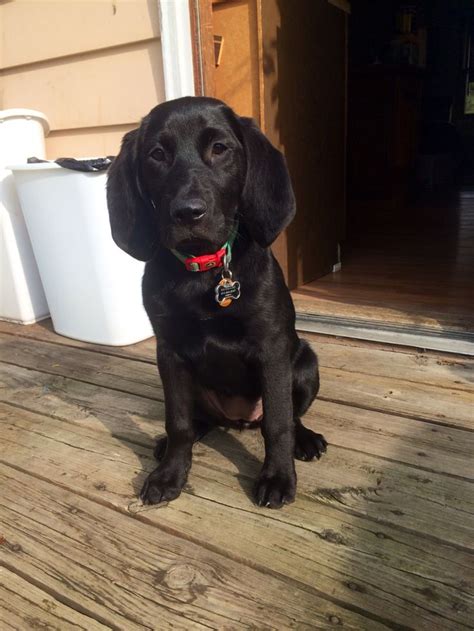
190, 0, 348, 289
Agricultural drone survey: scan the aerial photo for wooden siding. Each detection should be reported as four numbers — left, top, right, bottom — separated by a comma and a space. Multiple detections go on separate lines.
0, 0, 165, 157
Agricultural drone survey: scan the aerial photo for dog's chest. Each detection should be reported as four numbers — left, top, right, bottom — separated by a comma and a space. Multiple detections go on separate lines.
161, 315, 260, 396
194, 339, 260, 399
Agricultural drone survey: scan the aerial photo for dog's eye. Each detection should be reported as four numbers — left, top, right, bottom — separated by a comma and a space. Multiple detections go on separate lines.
212, 143, 227, 156
151, 147, 165, 162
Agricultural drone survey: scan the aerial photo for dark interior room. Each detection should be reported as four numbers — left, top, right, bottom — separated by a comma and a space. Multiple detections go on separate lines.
292, 0, 474, 352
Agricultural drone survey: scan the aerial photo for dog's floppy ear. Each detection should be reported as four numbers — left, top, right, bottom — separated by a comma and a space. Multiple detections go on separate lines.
107, 126, 158, 261
239, 117, 296, 247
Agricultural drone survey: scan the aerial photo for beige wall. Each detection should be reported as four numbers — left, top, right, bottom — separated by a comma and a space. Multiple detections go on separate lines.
0, 0, 166, 157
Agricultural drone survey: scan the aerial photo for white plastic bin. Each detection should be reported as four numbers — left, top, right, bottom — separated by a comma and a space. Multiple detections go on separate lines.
10, 163, 153, 345
0, 109, 50, 324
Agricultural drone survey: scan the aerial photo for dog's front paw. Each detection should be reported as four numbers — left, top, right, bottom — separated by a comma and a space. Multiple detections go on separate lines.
254, 468, 296, 509
294, 425, 328, 461
140, 465, 187, 505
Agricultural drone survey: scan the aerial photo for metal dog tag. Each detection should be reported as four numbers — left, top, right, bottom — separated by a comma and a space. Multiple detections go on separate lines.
215, 272, 241, 308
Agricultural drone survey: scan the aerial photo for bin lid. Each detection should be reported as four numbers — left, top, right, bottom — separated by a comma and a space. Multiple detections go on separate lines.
0, 109, 50, 136
8, 157, 113, 172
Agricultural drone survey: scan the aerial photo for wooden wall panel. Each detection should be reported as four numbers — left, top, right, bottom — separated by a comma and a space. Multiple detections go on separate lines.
45, 124, 138, 159
1, 41, 164, 131
0, 0, 160, 70
213, 0, 260, 119
0, 0, 164, 157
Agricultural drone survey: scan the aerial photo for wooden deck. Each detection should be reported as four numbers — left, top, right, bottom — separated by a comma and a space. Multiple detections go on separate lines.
0, 319, 473, 630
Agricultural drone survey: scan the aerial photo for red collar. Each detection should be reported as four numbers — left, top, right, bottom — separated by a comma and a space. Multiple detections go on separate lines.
183, 247, 226, 272
170, 223, 238, 272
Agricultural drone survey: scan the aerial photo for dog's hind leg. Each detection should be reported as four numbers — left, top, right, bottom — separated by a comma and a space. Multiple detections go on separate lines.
292, 339, 327, 461
153, 418, 214, 461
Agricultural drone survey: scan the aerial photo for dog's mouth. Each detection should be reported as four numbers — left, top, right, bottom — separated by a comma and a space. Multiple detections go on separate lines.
167, 223, 230, 255
173, 237, 223, 256
162, 213, 234, 255
162, 226, 217, 253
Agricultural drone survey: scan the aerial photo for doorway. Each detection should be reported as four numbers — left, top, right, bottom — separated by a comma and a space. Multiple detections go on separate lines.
293, 0, 474, 353
190, 0, 474, 354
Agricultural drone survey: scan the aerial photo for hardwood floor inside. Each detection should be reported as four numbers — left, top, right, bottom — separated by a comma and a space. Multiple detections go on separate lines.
0, 319, 473, 629
292, 189, 474, 338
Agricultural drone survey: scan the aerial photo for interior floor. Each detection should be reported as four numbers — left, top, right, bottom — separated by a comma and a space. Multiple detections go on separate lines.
292, 188, 474, 341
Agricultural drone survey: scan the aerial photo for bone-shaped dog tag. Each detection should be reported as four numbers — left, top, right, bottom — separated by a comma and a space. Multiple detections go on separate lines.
215, 277, 241, 307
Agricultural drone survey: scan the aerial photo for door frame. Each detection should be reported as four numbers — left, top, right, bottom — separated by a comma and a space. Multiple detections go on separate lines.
158, 0, 196, 99
188, 0, 216, 96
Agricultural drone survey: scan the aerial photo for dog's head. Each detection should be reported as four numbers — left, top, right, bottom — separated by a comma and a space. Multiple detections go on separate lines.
107, 96, 295, 261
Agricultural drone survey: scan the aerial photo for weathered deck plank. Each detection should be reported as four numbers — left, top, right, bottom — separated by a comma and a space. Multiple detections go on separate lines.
1, 403, 472, 630
0, 566, 110, 631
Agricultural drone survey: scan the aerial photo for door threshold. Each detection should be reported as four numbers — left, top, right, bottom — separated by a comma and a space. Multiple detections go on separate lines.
295, 313, 474, 356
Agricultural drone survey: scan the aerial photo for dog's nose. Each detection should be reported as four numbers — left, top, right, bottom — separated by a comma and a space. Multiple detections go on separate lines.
170, 199, 207, 223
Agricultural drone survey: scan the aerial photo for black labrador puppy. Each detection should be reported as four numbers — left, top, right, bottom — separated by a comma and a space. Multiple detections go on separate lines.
107, 96, 327, 509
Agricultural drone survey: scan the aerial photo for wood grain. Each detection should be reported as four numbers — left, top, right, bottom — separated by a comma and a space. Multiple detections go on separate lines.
1, 323, 473, 628
1, 464, 351, 630
1, 332, 472, 428
0, 361, 471, 550
1, 319, 472, 391
0, 566, 109, 631
0, 404, 472, 630
1, 358, 473, 480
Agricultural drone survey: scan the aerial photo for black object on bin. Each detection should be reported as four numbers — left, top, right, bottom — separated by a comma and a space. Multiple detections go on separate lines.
27, 156, 115, 172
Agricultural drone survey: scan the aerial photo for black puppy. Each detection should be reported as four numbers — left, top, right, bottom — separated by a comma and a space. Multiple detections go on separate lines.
107, 96, 327, 509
